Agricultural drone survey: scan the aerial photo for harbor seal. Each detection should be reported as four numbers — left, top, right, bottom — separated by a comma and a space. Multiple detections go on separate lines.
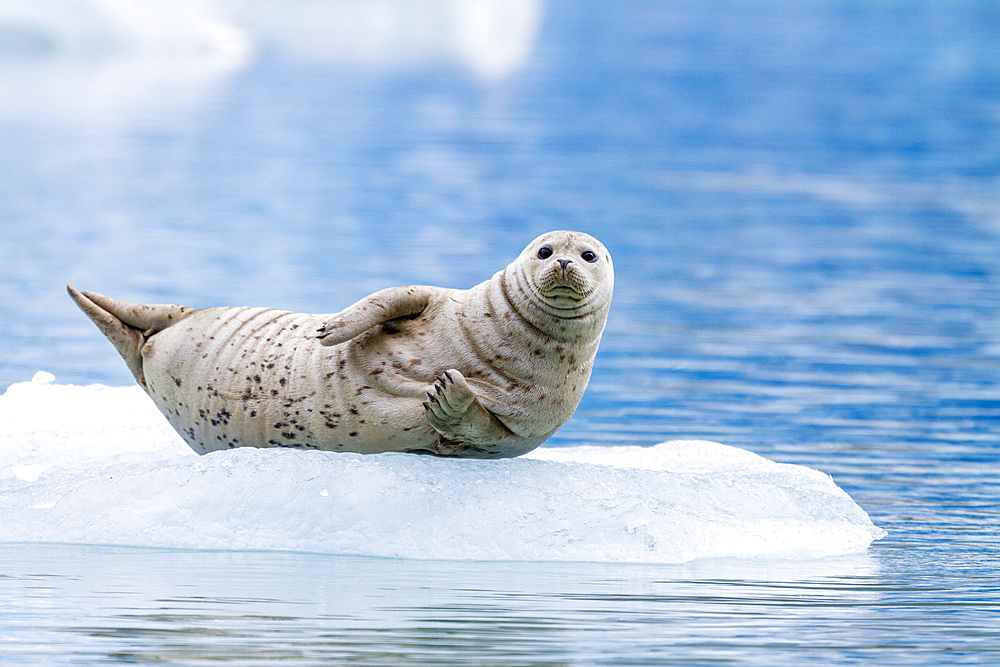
68, 230, 613, 458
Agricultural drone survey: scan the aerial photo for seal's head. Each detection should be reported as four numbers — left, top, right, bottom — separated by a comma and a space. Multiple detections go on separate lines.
512, 230, 614, 322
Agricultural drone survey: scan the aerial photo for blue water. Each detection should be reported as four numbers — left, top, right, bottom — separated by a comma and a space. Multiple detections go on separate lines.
2, 0, 999, 664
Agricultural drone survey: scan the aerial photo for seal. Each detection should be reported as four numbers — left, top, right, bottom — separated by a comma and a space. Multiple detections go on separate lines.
68, 230, 613, 458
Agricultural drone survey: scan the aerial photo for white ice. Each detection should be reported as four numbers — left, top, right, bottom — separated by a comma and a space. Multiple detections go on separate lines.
0, 372, 885, 563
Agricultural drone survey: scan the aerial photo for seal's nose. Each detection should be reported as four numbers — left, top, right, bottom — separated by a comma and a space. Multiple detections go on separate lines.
557, 259, 573, 269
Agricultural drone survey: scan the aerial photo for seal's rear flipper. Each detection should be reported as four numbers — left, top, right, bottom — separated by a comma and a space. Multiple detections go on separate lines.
67, 284, 146, 386
66, 285, 193, 388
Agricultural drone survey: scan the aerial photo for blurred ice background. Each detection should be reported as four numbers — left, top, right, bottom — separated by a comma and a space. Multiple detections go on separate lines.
0, 0, 539, 121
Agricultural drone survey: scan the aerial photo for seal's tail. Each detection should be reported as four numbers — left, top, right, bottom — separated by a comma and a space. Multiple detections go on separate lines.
66, 284, 192, 387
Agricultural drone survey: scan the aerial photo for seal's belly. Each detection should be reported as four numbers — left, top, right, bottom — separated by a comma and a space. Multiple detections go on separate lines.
139, 307, 436, 454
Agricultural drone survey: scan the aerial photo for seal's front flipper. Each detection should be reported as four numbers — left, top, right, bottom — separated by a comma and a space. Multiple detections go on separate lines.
316, 285, 434, 346
423, 369, 514, 456
425, 370, 475, 419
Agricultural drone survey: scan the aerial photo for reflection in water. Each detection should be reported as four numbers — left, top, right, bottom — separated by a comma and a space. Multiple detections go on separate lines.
3, 544, 894, 665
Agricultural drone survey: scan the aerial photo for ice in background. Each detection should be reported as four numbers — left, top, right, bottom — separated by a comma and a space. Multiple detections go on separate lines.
0, 0, 540, 121
0, 372, 883, 563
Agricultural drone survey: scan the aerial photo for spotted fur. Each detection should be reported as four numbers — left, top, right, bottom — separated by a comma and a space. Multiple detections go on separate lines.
68, 231, 613, 458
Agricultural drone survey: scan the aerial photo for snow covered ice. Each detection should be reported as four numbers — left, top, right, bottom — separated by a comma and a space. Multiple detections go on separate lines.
0, 372, 884, 563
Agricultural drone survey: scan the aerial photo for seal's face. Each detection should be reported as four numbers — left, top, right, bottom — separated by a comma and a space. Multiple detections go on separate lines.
516, 230, 614, 318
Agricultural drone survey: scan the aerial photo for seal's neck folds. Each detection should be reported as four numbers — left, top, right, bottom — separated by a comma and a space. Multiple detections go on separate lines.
497, 266, 610, 345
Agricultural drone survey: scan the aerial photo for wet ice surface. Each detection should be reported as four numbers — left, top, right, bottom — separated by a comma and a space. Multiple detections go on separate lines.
0, 372, 883, 563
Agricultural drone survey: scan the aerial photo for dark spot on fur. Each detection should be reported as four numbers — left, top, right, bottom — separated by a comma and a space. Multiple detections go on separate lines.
279, 378, 287, 387
349, 431, 358, 437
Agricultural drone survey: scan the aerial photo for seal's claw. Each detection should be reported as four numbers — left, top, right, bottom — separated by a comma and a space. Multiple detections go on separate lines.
425, 369, 475, 422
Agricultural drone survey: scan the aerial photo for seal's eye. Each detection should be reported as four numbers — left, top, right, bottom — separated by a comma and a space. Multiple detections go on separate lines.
537, 246, 553, 259
581, 250, 598, 263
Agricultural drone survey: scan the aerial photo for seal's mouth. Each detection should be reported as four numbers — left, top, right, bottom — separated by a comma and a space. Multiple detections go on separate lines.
540, 284, 588, 299
532, 265, 594, 303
